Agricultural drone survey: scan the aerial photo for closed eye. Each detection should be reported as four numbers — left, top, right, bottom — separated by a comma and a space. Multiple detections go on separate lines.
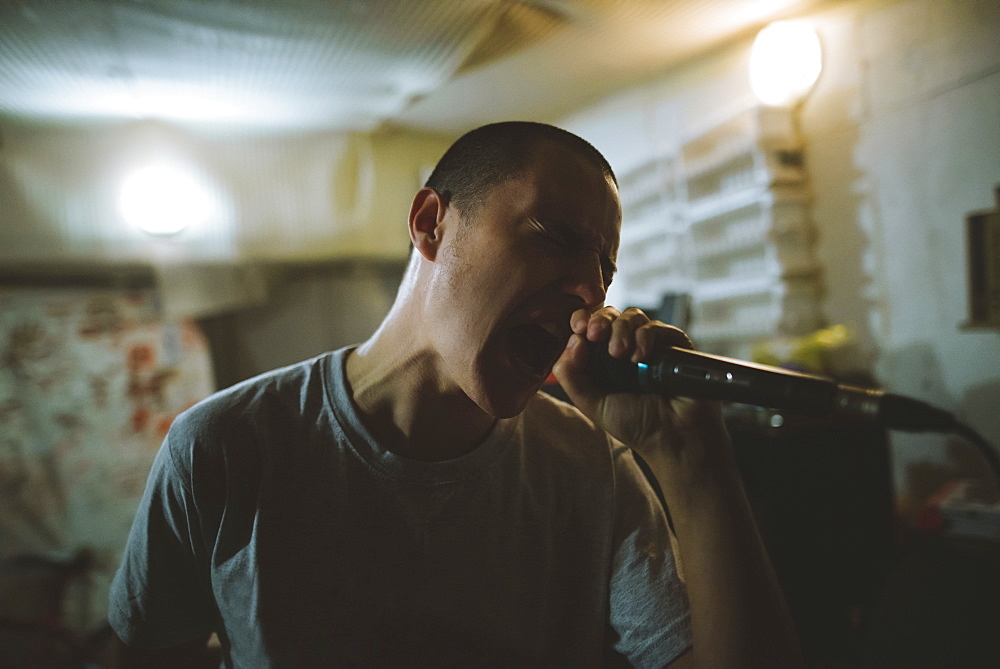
528, 218, 571, 250
528, 216, 616, 287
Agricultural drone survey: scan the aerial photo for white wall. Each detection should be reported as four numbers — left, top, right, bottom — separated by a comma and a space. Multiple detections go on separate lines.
561, 0, 1000, 502
0, 120, 448, 265
199, 260, 407, 389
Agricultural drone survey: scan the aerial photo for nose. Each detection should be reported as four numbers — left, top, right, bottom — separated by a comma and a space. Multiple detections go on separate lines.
562, 253, 607, 308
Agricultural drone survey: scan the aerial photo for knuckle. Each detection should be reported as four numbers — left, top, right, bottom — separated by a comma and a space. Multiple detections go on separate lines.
658, 325, 693, 349
635, 323, 655, 340
621, 306, 647, 321
636, 321, 692, 353
610, 317, 638, 337
600, 305, 622, 318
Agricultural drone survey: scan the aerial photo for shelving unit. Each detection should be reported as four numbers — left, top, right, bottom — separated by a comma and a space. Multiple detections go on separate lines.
615, 105, 823, 359
615, 154, 690, 308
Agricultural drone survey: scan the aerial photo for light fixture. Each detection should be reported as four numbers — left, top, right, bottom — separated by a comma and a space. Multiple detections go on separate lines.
119, 163, 215, 236
748, 20, 823, 107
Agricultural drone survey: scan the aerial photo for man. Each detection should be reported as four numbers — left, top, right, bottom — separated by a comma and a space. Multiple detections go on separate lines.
110, 122, 802, 667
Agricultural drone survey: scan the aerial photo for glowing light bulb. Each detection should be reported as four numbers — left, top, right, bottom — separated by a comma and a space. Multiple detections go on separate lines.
749, 20, 823, 107
119, 164, 214, 235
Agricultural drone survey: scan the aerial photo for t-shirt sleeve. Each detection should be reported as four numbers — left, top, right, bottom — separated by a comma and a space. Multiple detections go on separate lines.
108, 435, 215, 648
607, 442, 693, 668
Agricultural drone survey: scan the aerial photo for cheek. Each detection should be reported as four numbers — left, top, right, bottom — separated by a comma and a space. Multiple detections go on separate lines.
440, 240, 560, 327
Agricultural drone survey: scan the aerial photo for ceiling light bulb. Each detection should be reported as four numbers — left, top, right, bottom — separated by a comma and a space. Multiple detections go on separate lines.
749, 20, 823, 107
119, 164, 213, 236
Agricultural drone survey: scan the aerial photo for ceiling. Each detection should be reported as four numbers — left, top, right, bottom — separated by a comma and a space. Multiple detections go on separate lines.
0, 0, 828, 136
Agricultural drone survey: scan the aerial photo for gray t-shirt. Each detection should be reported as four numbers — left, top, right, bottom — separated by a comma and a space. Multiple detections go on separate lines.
109, 348, 691, 667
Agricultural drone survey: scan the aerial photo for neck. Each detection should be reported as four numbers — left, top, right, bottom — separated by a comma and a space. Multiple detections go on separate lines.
346, 320, 496, 462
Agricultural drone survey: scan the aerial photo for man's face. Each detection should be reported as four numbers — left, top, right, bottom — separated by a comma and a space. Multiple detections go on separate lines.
425, 141, 621, 418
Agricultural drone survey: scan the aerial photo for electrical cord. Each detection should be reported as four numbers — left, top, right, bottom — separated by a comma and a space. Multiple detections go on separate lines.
951, 420, 1000, 489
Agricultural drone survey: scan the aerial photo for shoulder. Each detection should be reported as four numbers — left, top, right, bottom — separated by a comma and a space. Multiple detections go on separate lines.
171, 352, 335, 443
163, 351, 342, 479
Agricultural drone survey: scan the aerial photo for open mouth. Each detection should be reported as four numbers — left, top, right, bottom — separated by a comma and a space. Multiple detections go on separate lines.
506, 323, 565, 378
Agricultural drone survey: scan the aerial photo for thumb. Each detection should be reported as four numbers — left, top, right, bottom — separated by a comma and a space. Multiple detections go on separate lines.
552, 334, 606, 417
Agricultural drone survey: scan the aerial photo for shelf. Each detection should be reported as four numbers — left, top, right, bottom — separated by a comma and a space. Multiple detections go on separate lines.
692, 274, 775, 303
614, 104, 822, 355
693, 237, 767, 262
620, 217, 678, 244
685, 183, 810, 225
685, 185, 767, 225
682, 145, 757, 183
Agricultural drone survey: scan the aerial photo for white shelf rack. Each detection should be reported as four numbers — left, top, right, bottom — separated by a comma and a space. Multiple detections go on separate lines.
614, 105, 823, 358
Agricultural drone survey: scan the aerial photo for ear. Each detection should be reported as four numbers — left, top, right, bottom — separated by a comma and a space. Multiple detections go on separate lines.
408, 188, 448, 262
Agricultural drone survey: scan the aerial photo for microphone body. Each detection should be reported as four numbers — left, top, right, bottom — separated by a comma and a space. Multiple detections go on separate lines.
589, 345, 956, 433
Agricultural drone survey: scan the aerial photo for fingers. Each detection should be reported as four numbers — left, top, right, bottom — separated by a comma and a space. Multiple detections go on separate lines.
608, 308, 650, 357
633, 321, 694, 361
552, 333, 603, 408
555, 306, 695, 421
570, 305, 619, 337
570, 306, 694, 362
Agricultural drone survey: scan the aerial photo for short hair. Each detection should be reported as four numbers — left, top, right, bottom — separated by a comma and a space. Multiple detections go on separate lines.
423, 121, 617, 214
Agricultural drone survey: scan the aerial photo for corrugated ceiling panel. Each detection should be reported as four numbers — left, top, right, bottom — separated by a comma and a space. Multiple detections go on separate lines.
0, 0, 825, 132
0, 0, 510, 130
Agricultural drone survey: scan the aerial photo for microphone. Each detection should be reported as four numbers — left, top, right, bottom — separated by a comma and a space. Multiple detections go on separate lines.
588, 344, 957, 433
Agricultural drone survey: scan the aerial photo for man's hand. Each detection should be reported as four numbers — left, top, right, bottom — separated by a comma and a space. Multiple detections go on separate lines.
553, 305, 730, 473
